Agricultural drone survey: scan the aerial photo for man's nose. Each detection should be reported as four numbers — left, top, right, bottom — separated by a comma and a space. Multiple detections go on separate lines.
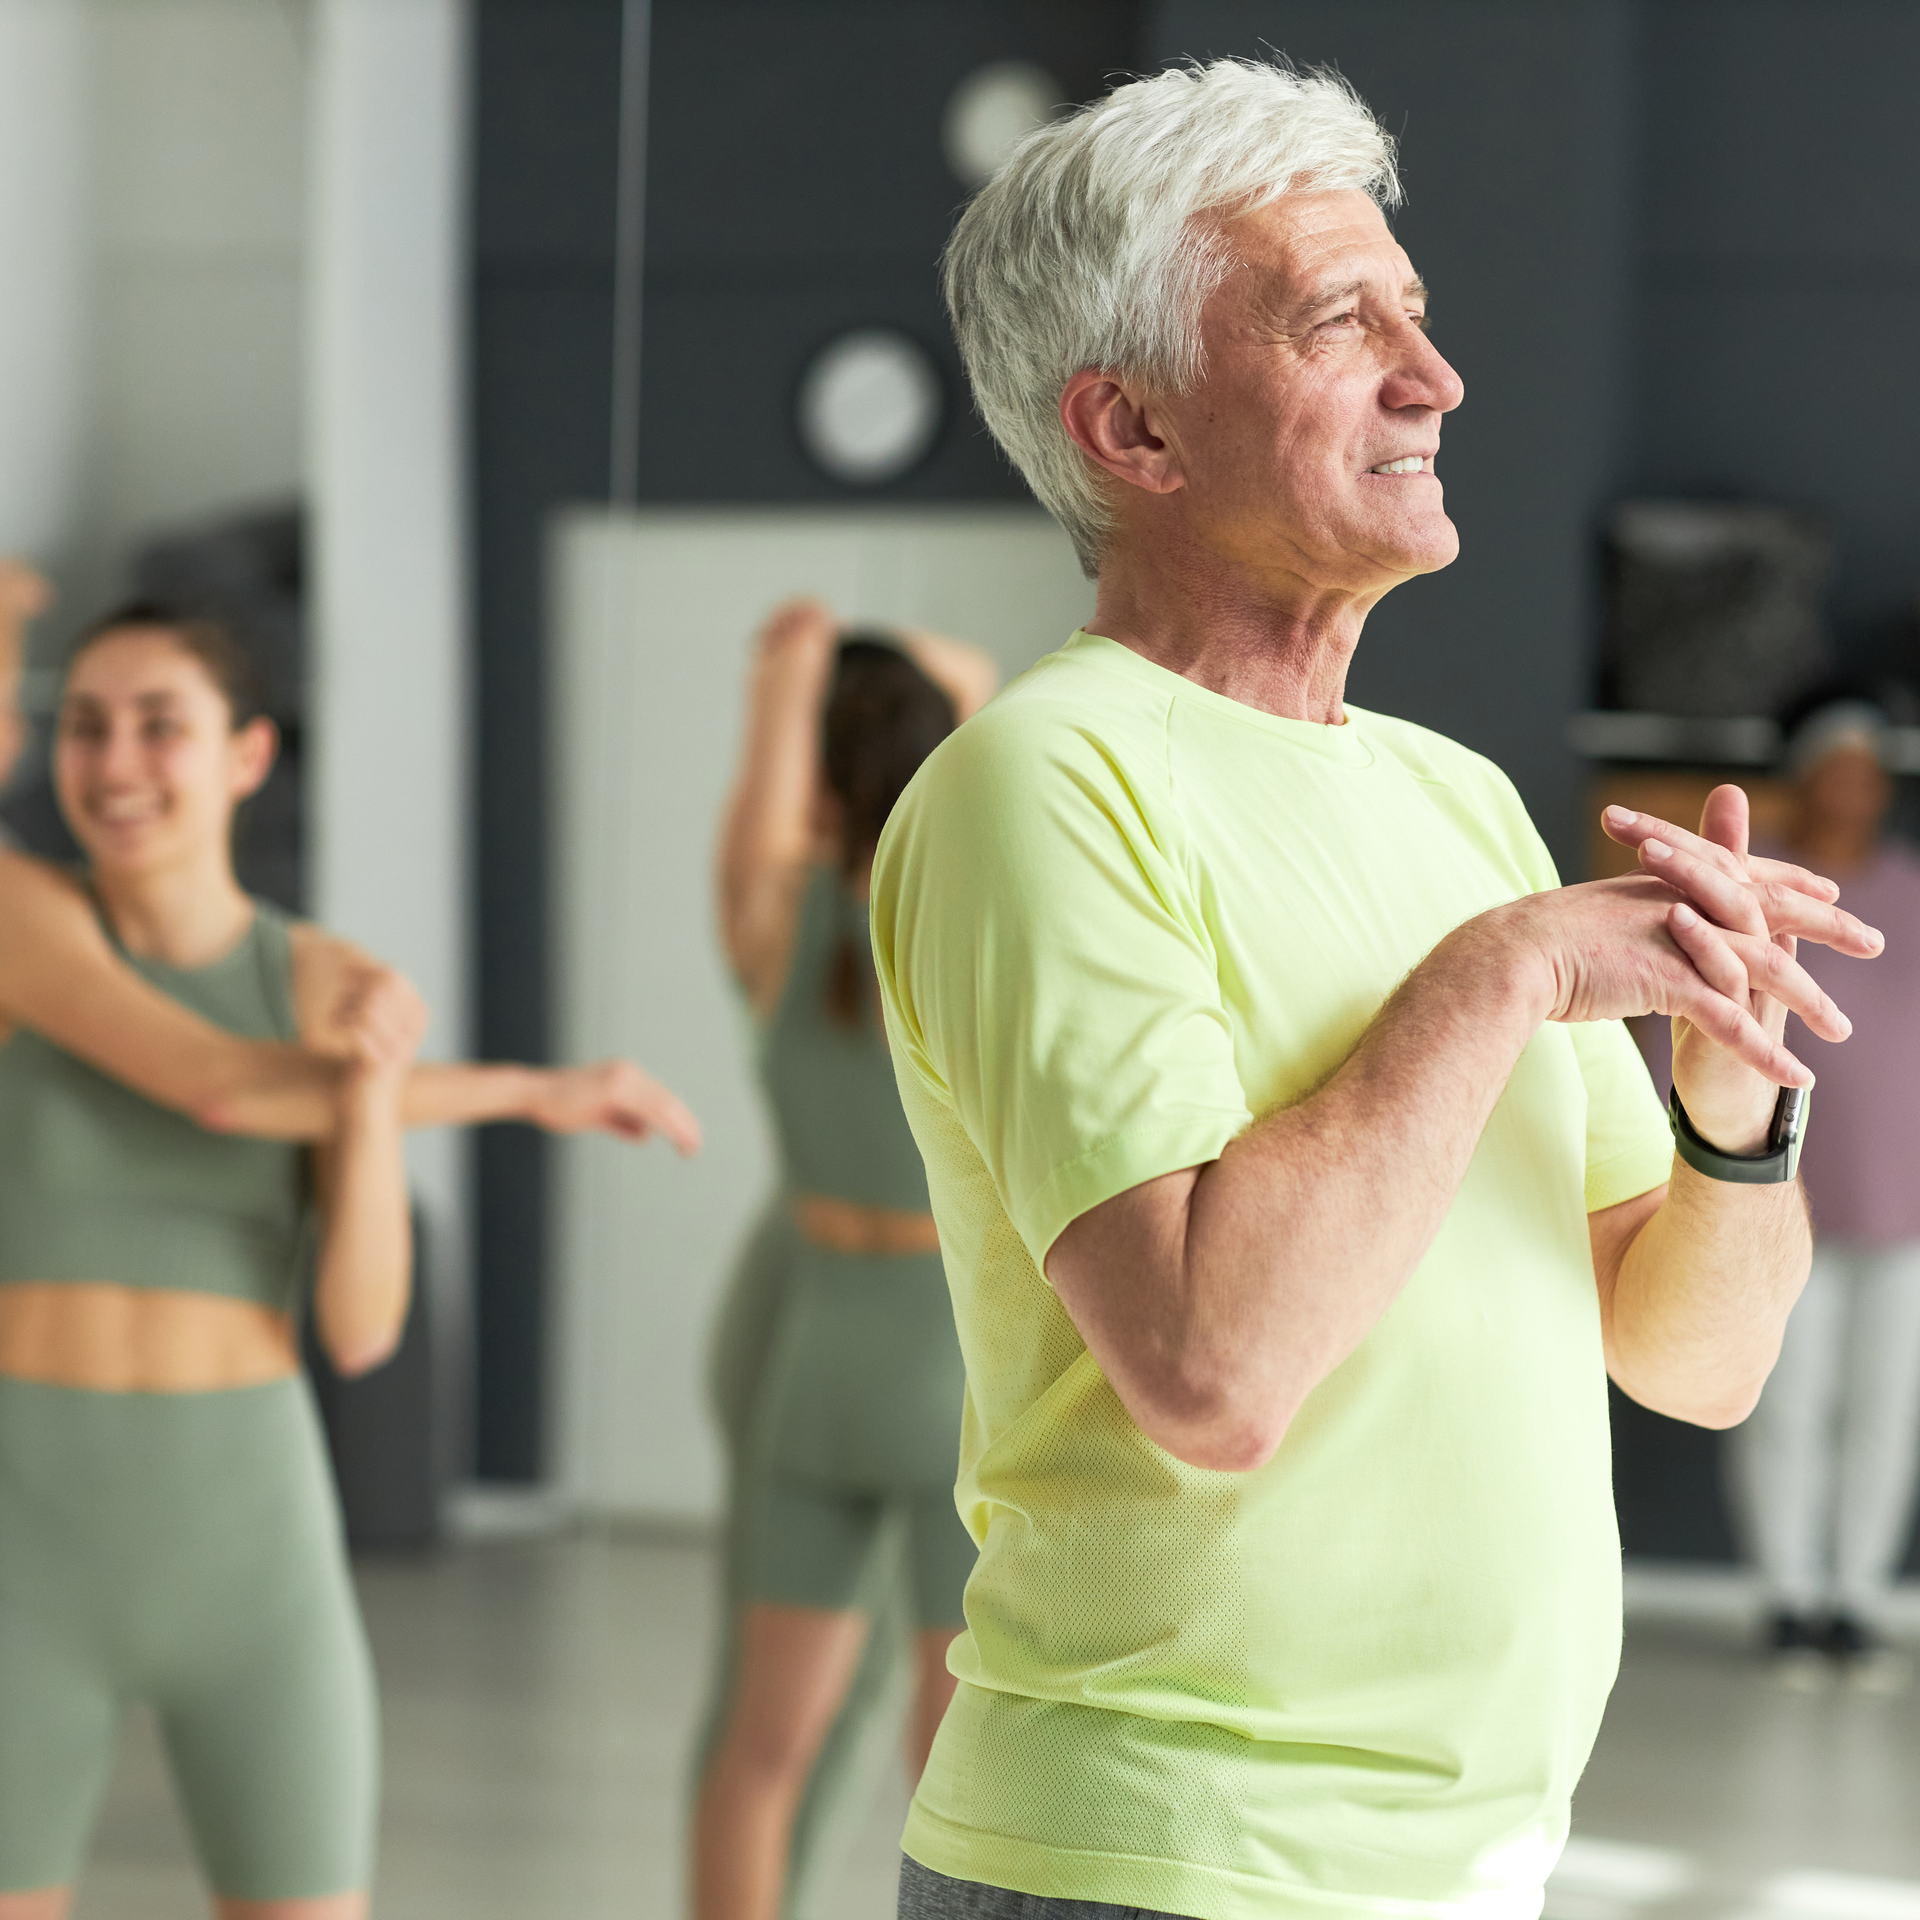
1384, 325, 1464, 416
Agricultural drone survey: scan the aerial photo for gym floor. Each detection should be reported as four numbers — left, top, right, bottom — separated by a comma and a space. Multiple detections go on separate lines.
70, 1532, 1920, 1920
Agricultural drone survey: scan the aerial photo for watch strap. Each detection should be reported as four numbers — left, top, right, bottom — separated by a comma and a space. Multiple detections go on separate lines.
1668, 1085, 1808, 1186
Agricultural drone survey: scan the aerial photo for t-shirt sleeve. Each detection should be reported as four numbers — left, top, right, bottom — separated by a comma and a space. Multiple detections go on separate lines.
873, 701, 1251, 1272
1571, 1019, 1675, 1211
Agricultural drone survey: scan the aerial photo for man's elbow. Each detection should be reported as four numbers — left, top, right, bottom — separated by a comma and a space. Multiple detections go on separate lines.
1131, 1367, 1295, 1473
1610, 1361, 1764, 1433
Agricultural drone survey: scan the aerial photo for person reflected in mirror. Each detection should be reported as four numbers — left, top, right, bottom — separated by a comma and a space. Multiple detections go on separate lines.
693, 597, 997, 1920
1729, 701, 1920, 1691
0, 559, 52, 809
0, 602, 700, 1920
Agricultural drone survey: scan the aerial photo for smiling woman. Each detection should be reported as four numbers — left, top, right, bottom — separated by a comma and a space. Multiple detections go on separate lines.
0, 602, 703, 1920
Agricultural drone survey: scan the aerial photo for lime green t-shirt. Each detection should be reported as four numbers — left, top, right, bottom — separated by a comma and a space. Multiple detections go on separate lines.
870, 632, 1675, 1920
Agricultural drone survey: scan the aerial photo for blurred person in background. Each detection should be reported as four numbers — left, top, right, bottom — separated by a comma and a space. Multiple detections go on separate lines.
0, 603, 700, 1920
693, 598, 995, 1920
1731, 701, 1920, 1688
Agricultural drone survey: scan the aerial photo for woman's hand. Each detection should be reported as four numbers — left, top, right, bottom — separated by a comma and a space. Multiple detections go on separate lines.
335, 963, 430, 1080
525, 1058, 703, 1155
754, 596, 837, 667
0, 560, 51, 625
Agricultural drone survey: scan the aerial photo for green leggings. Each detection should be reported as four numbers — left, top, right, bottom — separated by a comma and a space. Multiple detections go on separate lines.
701, 1201, 971, 1919
0, 1373, 377, 1900
742, 1236, 973, 1621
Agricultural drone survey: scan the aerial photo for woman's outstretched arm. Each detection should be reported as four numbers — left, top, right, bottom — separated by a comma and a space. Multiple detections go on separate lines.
716, 597, 838, 1017
0, 847, 344, 1126
272, 925, 703, 1153
0, 851, 702, 1153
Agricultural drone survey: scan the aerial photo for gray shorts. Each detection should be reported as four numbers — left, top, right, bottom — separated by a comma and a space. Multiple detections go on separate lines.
898, 1855, 1195, 1919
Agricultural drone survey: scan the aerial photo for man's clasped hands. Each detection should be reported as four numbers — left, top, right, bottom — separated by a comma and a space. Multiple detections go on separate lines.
1549, 784, 1885, 1157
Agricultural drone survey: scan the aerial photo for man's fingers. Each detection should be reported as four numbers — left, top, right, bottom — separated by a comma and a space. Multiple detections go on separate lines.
1607, 804, 1850, 908
1696, 782, 1751, 861
1669, 906, 1853, 1041
1747, 878, 1884, 957
1666, 904, 1751, 1005
1640, 839, 1769, 938
1639, 837, 1885, 954
1604, 806, 1749, 881
1669, 964, 1815, 1088
1747, 853, 1843, 902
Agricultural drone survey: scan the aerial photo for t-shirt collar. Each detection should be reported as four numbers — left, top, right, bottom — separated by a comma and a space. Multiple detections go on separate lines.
1064, 629, 1374, 767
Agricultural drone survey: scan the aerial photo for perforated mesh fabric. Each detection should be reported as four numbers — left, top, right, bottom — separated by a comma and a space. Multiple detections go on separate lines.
871, 634, 1675, 1920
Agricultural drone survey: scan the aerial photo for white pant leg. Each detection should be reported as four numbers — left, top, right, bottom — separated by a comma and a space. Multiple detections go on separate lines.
1730, 1245, 1848, 1610
1832, 1240, 1920, 1615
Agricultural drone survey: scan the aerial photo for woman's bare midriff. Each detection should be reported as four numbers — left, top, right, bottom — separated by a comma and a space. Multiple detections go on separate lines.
792, 1192, 942, 1256
0, 1281, 299, 1392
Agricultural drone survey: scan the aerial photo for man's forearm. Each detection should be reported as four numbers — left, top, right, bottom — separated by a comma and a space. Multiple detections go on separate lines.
1052, 916, 1551, 1469
1604, 1164, 1810, 1427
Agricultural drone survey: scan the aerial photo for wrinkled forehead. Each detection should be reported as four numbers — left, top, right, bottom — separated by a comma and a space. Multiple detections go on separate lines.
1217, 188, 1419, 312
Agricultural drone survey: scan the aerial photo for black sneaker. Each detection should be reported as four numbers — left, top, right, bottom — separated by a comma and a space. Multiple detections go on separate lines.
1824, 1612, 1912, 1695
1762, 1609, 1829, 1691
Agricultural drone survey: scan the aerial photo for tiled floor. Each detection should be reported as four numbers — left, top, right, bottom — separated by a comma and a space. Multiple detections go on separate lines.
73, 1527, 907, 1920
68, 1533, 1920, 1919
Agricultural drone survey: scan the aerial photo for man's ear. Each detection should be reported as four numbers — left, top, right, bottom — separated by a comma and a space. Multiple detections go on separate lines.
1059, 371, 1186, 498
230, 715, 279, 801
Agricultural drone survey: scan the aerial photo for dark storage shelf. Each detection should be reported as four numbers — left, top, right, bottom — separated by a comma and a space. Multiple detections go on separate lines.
1569, 711, 1920, 774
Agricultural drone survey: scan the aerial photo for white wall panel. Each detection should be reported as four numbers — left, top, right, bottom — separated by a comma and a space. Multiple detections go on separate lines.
66, 0, 310, 615
551, 505, 1090, 1517
307, 0, 472, 1470
0, 0, 84, 557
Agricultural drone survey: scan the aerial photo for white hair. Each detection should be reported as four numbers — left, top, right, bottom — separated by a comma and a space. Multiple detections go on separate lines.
942, 58, 1402, 575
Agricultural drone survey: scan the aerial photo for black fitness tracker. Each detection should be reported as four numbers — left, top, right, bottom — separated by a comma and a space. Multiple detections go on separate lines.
1668, 1084, 1809, 1186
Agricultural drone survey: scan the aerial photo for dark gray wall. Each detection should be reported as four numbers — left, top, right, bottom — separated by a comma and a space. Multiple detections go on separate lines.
471, 0, 626, 1479
1633, 0, 1920, 663
1151, 1, 1639, 871
640, 1, 1135, 502
1620, 0, 1920, 1562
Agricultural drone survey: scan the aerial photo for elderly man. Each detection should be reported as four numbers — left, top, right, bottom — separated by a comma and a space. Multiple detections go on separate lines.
871, 59, 1880, 1920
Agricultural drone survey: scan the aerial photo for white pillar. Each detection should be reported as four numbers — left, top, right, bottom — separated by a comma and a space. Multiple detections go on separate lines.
0, 0, 84, 558
306, 0, 473, 1470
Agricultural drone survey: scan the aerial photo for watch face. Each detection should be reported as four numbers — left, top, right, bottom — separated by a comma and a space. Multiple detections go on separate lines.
794, 329, 943, 487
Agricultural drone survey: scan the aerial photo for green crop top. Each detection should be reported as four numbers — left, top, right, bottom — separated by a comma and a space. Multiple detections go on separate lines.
759, 867, 931, 1214
0, 897, 309, 1313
